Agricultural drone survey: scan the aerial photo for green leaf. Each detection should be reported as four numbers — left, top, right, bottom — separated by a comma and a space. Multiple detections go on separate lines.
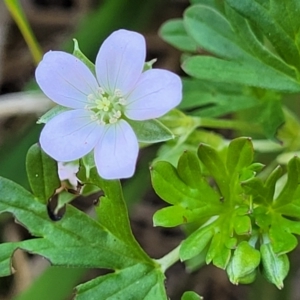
76, 263, 167, 300
180, 227, 214, 261
233, 215, 251, 235
37, 105, 70, 124
72, 39, 96, 75
256, 97, 285, 140
182, 56, 300, 92
151, 161, 200, 207
206, 232, 231, 269
225, 0, 300, 70
151, 153, 221, 228
181, 291, 203, 300
225, 3, 297, 78
197, 143, 229, 199
261, 243, 289, 289
179, 79, 260, 118
265, 165, 282, 200
184, 4, 244, 60
273, 156, 300, 208
26, 144, 60, 203
153, 205, 194, 227
0, 176, 168, 298
78, 167, 148, 252
127, 119, 174, 143
227, 241, 260, 284
226, 137, 253, 175
159, 19, 198, 52
182, 4, 300, 92
269, 224, 298, 255
177, 151, 202, 188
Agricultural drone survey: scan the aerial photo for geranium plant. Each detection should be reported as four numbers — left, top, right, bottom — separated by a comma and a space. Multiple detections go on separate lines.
2, 0, 300, 299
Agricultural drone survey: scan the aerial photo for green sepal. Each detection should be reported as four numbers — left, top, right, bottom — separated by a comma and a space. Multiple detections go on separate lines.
127, 119, 174, 143
261, 243, 289, 289
143, 58, 157, 72
26, 143, 60, 203
37, 105, 70, 124
73, 39, 95, 75
227, 241, 260, 285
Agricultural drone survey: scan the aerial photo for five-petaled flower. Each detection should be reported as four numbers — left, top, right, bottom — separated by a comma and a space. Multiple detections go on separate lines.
36, 29, 182, 179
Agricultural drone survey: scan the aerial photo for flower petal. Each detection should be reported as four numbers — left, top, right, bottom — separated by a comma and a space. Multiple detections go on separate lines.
124, 69, 182, 120
40, 109, 103, 161
36, 51, 99, 109
95, 29, 145, 95
94, 120, 139, 179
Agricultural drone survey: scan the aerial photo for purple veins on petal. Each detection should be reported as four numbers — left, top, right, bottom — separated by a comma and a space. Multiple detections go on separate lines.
36, 51, 99, 109
94, 119, 139, 180
40, 109, 104, 162
125, 69, 182, 121
95, 29, 146, 96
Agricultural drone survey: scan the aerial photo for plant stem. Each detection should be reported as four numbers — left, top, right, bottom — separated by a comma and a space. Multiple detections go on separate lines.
155, 244, 181, 272
196, 117, 262, 134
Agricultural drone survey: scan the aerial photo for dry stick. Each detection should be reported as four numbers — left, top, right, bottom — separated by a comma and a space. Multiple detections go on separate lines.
0, 92, 53, 118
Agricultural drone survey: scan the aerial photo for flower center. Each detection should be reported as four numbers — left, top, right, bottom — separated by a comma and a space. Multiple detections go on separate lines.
86, 88, 126, 125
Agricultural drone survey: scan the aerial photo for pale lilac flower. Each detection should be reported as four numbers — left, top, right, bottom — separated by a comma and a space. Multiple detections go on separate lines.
36, 29, 182, 179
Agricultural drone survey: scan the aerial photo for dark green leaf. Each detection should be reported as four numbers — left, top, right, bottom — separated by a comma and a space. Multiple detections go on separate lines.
182, 56, 300, 92
76, 263, 167, 300
225, 0, 300, 69
78, 167, 149, 254
26, 144, 60, 203
225, 3, 298, 78
256, 97, 285, 140
179, 79, 260, 118
184, 4, 244, 60
0, 177, 147, 274
0, 176, 168, 298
